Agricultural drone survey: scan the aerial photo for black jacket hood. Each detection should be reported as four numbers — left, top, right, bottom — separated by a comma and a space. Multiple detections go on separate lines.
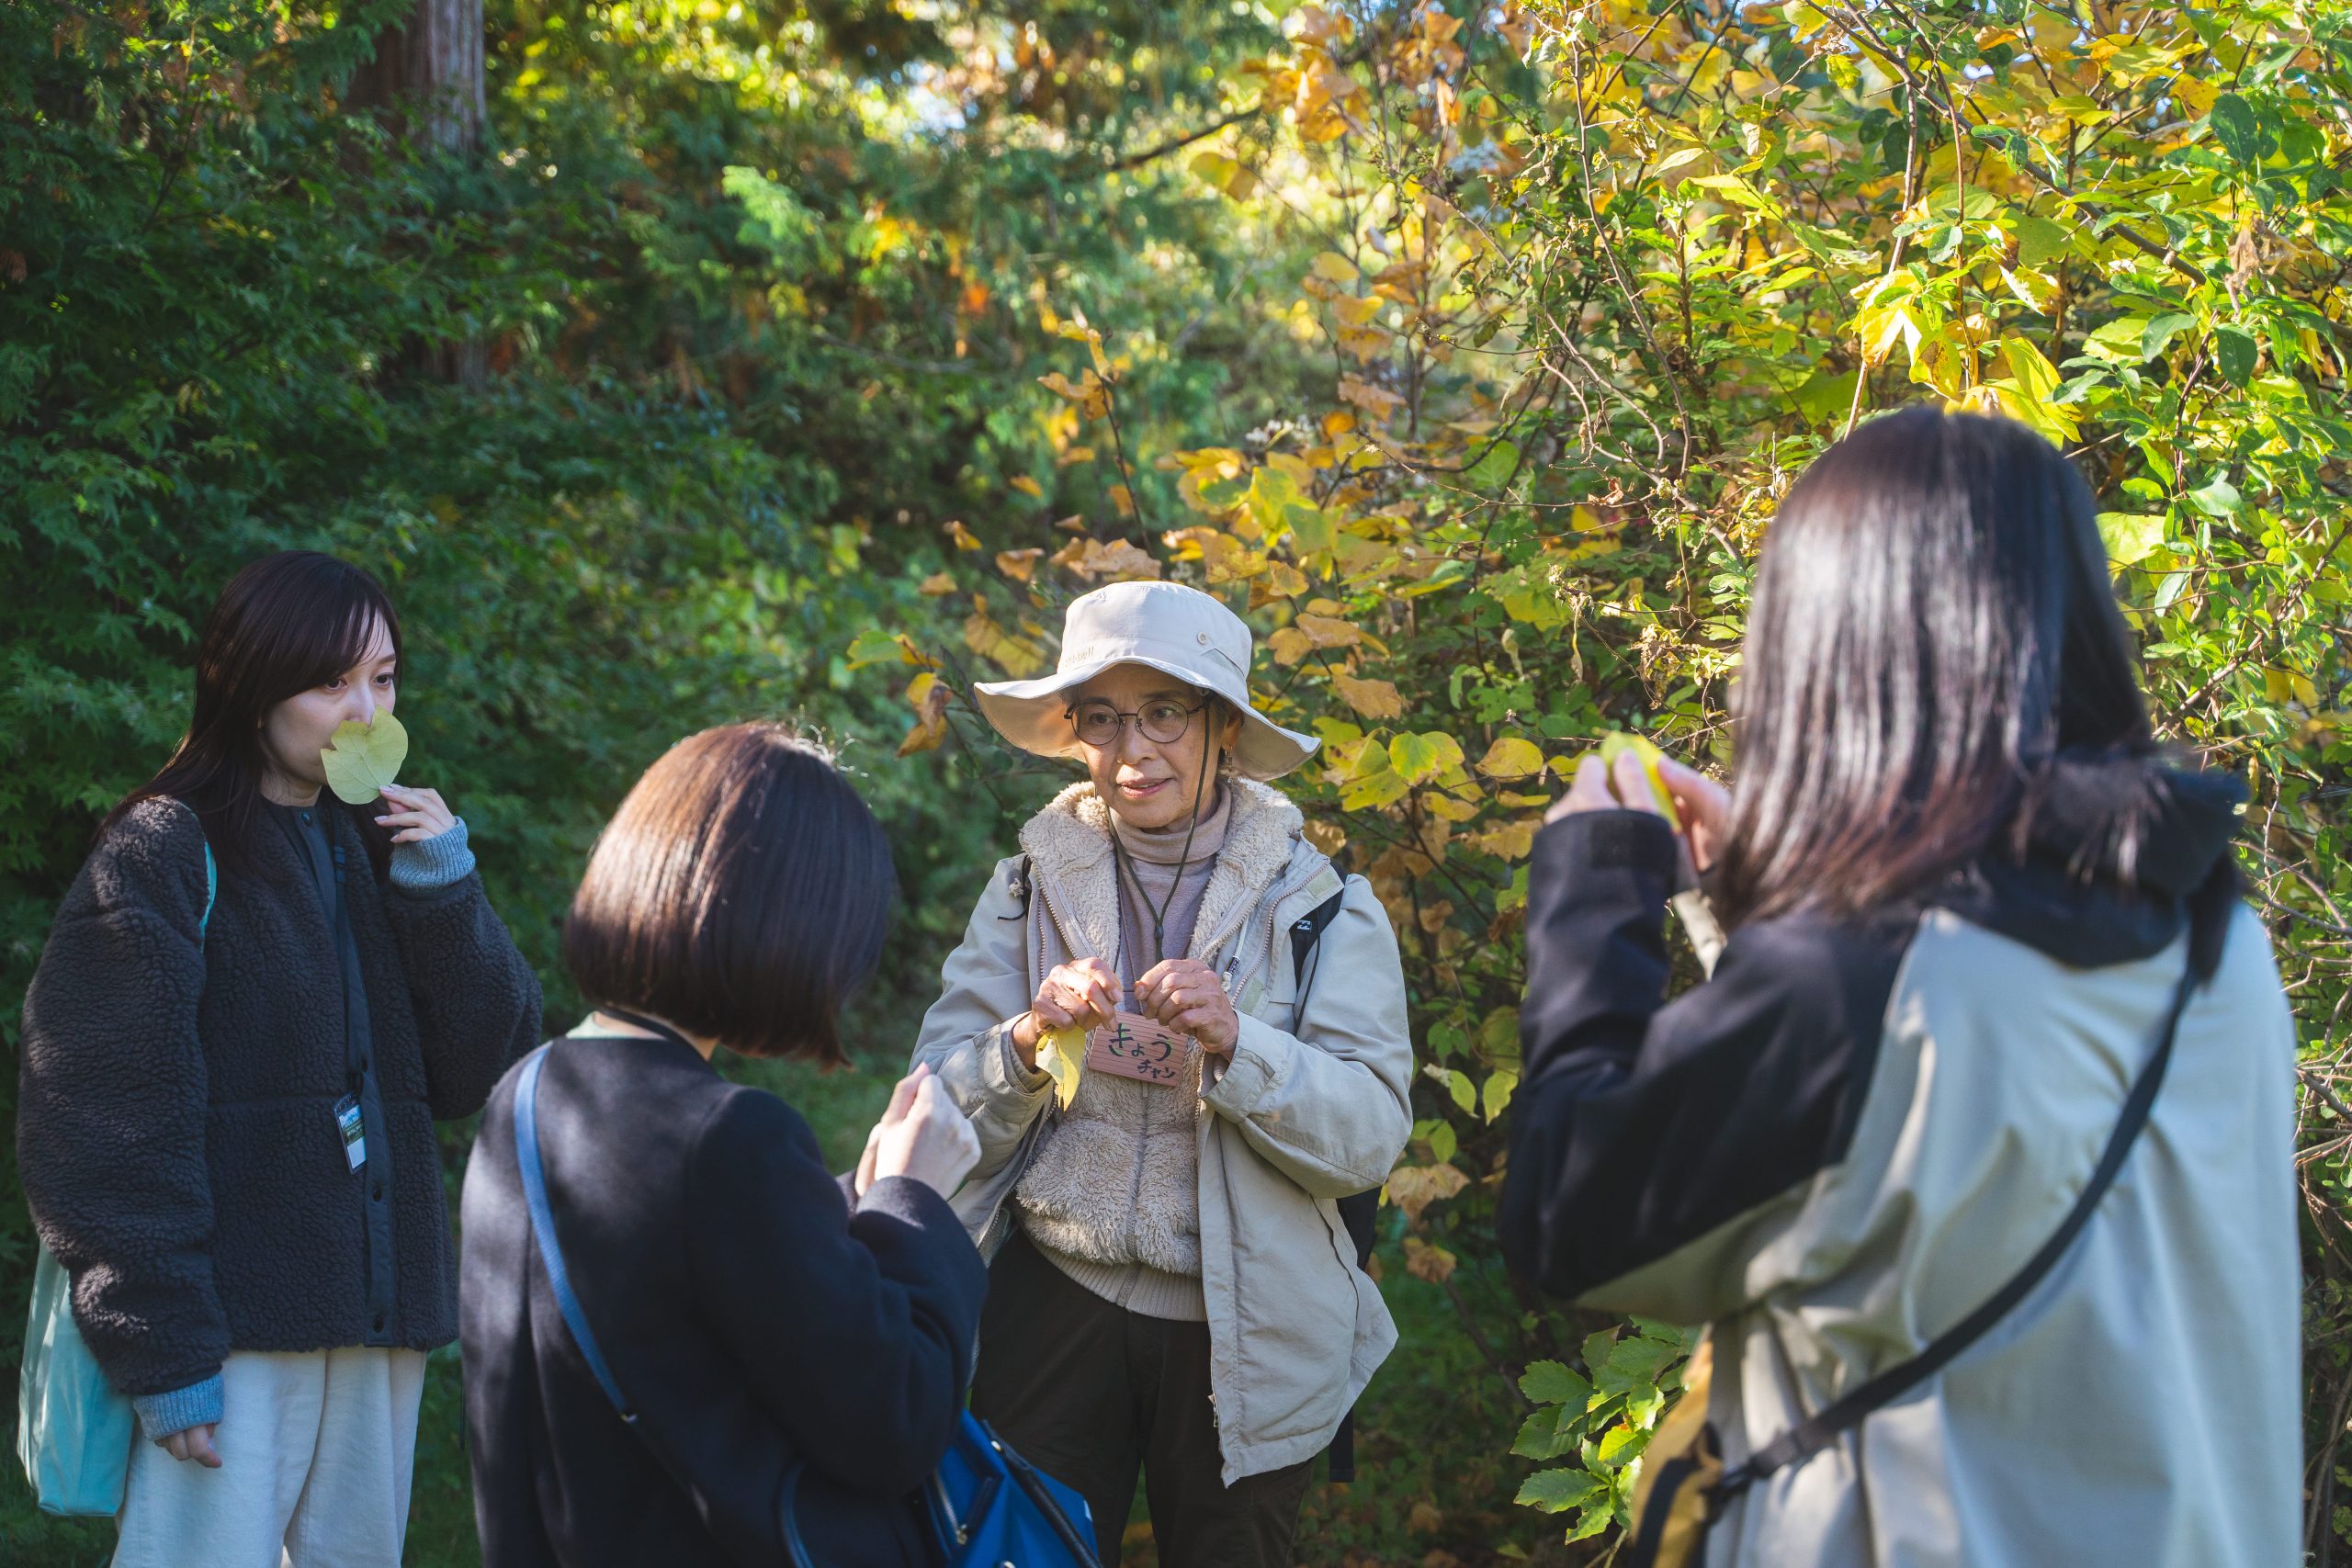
1939, 749, 2245, 973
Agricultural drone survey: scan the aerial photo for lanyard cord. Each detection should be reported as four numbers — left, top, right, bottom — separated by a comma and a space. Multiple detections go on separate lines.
1112, 732, 1217, 976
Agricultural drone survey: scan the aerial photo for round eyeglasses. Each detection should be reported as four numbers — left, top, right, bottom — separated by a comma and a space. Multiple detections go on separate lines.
1067, 696, 1205, 748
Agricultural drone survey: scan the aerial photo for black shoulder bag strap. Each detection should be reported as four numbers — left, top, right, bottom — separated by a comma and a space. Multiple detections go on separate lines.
1712, 953, 2206, 1502
1290, 886, 1379, 1483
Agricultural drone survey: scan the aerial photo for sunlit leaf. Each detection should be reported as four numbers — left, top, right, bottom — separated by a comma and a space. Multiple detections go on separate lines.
321, 713, 408, 805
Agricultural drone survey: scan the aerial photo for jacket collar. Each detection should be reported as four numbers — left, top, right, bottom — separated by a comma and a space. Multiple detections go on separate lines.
1937, 749, 2245, 970
1019, 777, 1307, 967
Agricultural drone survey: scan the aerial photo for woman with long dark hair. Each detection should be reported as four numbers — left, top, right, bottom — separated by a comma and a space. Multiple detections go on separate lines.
17, 549, 542, 1565
1500, 409, 2297, 1566
460, 724, 988, 1565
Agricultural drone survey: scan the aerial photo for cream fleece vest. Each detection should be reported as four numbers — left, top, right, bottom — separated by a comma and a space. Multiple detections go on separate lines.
1010, 781, 1295, 1318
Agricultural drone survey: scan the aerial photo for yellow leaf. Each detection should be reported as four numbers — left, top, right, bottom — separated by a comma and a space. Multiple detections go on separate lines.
897, 671, 952, 756
1332, 671, 1404, 719
919, 571, 958, 596
1404, 1236, 1458, 1283
1310, 250, 1359, 284
1476, 736, 1545, 779
2265, 667, 2321, 708
1389, 730, 1464, 784
944, 519, 984, 551
1598, 733, 1681, 828
1008, 475, 1045, 499
963, 609, 1049, 676
1302, 819, 1348, 856
1057, 537, 1161, 582
995, 548, 1043, 583
1465, 817, 1540, 861
1384, 1162, 1469, 1223
1338, 374, 1405, 419
320, 712, 409, 805
1425, 794, 1478, 822
1294, 612, 1362, 650
1036, 1025, 1088, 1109
1107, 483, 1136, 519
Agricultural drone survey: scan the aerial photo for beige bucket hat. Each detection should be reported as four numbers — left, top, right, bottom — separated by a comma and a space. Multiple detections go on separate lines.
973, 581, 1319, 781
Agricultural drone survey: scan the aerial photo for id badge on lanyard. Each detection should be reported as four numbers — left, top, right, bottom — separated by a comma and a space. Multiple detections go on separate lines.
333, 1094, 366, 1171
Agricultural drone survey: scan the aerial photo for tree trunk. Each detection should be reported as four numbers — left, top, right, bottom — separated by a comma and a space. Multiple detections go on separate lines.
347, 0, 487, 384
346, 0, 485, 155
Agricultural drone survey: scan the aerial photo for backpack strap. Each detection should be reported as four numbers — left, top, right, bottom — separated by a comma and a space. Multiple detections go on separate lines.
1000, 855, 1034, 922
198, 841, 217, 942
1713, 953, 2208, 1500
513, 1045, 639, 1425
1289, 887, 1347, 999
1290, 882, 1372, 1483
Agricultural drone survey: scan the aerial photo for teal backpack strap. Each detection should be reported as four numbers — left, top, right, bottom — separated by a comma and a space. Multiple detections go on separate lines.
199, 840, 216, 942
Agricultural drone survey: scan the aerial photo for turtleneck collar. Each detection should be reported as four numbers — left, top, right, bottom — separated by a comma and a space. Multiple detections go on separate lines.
1110, 783, 1231, 867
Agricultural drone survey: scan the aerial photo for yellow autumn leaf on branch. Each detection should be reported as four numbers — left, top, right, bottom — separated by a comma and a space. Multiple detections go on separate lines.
1331, 670, 1404, 718
1476, 736, 1545, 779
1389, 729, 1464, 784
897, 671, 951, 757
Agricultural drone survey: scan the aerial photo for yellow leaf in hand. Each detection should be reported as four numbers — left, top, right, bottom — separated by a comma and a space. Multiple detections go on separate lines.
1038, 1025, 1088, 1110
1599, 732, 1680, 829
320, 712, 409, 806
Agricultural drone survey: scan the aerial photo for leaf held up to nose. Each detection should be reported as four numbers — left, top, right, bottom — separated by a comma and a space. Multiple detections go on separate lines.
1037, 1024, 1088, 1110
321, 711, 410, 805
1598, 732, 1680, 830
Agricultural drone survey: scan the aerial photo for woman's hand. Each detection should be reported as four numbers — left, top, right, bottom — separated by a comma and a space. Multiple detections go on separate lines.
1009, 958, 1123, 1066
1135, 958, 1239, 1057
160, 1422, 221, 1468
863, 1065, 981, 1200
376, 784, 457, 844
1546, 748, 1731, 874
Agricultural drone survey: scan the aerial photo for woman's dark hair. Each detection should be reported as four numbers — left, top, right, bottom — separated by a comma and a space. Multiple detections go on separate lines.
562, 724, 895, 1065
104, 551, 403, 876
1708, 407, 2153, 929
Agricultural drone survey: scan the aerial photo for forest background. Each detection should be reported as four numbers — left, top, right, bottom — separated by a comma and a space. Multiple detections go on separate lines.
4, 0, 2349, 1562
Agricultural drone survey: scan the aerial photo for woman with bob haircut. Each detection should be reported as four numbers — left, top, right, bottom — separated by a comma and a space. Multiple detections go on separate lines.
460, 721, 987, 1567
912, 580, 1414, 1566
18, 549, 542, 1565
1502, 407, 2297, 1566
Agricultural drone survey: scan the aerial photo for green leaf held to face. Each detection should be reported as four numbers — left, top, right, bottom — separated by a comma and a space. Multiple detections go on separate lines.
320, 711, 409, 806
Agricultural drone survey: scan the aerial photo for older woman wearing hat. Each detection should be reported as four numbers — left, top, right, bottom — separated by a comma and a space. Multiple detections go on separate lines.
911, 581, 1413, 1565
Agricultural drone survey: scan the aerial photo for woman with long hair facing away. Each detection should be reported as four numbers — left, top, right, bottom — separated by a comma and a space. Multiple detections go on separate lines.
912, 581, 1414, 1566
460, 723, 987, 1565
17, 549, 544, 1564
1500, 408, 2297, 1566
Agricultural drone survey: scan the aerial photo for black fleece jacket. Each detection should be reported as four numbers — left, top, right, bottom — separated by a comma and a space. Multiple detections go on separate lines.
460, 1033, 988, 1568
16, 797, 543, 1397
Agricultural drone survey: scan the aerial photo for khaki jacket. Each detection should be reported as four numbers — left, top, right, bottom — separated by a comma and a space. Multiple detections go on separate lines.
912, 779, 1414, 1483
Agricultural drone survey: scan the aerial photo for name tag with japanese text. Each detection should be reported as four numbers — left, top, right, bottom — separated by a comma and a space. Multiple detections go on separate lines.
1085, 1011, 1189, 1087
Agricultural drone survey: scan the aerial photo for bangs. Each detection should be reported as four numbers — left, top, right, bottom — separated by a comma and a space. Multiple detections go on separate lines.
295, 577, 401, 690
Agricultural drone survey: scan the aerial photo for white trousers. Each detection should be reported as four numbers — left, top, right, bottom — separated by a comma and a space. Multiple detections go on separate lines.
112, 1346, 429, 1568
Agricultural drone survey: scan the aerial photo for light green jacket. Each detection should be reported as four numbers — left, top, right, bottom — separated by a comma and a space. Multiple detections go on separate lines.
911, 778, 1414, 1483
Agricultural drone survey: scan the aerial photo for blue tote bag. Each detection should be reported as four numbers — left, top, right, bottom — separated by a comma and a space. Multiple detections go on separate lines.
16, 840, 216, 1517
513, 1044, 1097, 1566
